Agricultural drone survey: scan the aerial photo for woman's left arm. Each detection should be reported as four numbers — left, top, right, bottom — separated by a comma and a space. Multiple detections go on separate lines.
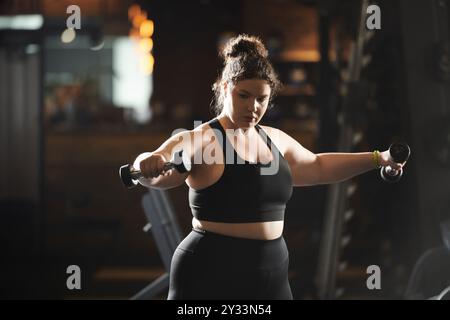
275, 129, 404, 186
313, 152, 403, 185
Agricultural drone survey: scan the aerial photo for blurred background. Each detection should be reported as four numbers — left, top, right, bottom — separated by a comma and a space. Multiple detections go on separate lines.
1, 0, 449, 300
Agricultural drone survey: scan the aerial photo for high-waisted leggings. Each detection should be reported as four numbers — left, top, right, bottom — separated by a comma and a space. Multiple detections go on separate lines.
167, 228, 293, 300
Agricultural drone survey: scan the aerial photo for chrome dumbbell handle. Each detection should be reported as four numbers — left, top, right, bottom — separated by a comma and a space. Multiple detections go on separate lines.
119, 150, 191, 189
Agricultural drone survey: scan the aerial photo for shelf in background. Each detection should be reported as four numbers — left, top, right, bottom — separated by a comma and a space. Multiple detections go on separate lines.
279, 84, 316, 96
275, 49, 339, 63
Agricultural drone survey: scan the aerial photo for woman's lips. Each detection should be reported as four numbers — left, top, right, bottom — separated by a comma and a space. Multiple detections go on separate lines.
244, 116, 256, 122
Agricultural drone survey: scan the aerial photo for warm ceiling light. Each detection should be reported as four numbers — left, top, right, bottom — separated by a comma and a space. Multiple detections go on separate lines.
140, 20, 154, 38
140, 53, 154, 75
132, 12, 147, 29
128, 4, 141, 20
138, 38, 153, 52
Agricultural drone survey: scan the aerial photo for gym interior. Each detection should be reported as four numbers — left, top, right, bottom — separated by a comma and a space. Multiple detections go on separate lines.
1, 0, 449, 300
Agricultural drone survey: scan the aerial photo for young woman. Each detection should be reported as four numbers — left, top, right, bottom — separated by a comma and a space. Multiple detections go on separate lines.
133, 34, 405, 300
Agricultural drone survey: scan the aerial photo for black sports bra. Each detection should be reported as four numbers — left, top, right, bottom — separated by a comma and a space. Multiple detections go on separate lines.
188, 118, 293, 223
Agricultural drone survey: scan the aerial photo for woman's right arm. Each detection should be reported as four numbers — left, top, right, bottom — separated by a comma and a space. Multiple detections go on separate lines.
133, 130, 195, 190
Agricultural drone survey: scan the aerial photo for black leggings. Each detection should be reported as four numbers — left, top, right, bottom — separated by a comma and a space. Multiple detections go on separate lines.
168, 228, 293, 300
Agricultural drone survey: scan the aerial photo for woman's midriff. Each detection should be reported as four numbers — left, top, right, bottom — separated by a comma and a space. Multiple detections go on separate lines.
192, 217, 284, 240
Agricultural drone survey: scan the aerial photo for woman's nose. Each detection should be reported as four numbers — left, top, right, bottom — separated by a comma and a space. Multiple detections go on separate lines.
248, 99, 258, 111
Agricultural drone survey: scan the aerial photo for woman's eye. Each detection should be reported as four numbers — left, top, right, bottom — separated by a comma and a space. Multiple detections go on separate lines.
257, 98, 267, 104
239, 93, 249, 99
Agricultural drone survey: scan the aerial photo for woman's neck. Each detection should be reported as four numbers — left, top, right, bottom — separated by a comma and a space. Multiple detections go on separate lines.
216, 114, 256, 138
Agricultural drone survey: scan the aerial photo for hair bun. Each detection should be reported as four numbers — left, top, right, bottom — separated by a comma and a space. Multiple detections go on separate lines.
222, 34, 268, 60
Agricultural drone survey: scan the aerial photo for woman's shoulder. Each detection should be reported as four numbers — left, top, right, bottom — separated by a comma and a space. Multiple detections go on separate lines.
170, 119, 215, 138
258, 125, 308, 156
259, 124, 278, 135
192, 119, 215, 132
259, 125, 288, 153
185, 119, 222, 148
259, 125, 288, 142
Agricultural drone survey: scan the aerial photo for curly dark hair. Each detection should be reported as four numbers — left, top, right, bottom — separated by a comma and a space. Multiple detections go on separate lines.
211, 34, 282, 115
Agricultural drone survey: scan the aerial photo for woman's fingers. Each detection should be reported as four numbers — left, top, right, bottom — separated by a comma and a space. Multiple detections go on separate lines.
140, 153, 169, 178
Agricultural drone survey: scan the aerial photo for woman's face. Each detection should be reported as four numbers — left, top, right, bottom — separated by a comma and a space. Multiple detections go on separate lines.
222, 79, 271, 129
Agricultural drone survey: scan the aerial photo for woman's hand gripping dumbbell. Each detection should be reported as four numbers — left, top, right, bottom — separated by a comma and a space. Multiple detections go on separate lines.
119, 150, 191, 189
378, 142, 411, 183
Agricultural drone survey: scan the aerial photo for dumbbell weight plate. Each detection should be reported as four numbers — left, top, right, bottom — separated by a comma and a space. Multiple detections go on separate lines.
119, 164, 139, 189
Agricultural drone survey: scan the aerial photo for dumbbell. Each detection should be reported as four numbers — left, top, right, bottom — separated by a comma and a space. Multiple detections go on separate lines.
380, 142, 411, 183
119, 150, 191, 189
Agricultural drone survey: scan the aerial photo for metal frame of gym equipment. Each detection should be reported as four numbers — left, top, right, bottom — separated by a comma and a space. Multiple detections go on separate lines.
316, 0, 369, 300
130, 188, 183, 300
